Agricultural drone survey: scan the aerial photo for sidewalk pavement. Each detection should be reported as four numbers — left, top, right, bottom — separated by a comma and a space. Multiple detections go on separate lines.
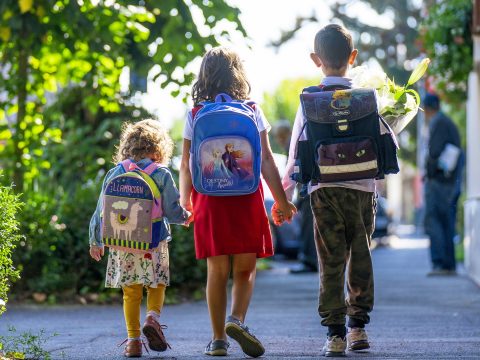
1, 235, 480, 359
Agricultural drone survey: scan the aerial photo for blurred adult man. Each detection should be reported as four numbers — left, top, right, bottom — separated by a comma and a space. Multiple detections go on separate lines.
273, 120, 292, 154
423, 93, 463, 276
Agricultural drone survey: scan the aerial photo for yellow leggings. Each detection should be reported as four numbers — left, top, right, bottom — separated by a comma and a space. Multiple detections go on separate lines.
122, 284, 166, 338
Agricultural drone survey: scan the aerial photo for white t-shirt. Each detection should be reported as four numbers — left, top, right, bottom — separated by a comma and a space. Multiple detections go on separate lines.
282, 76, 376, 200
183, 103, 271, 140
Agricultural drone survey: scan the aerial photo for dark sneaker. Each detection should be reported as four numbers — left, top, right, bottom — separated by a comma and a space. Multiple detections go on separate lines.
321, 335, 346, 357
427, 268, 457, 276
142, 315, 171, 351
347, 327, 370, 351
204, 339, 230, 356
225, 316, 265, 358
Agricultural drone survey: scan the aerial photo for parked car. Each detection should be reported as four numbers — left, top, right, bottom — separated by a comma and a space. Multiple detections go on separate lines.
372, 196, 393, 242
263, 153, 301, 258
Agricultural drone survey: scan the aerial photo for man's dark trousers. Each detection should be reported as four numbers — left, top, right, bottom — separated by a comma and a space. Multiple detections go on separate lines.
424, 179, 457, 270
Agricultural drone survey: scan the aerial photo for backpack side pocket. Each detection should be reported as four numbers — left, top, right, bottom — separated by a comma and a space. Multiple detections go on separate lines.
291, 140, 315, 184
379, 117, 400, 176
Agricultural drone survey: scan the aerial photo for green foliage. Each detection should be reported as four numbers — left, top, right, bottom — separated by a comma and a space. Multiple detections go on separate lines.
11, 87, 150, 295
271, 1, 422, 85
1, 1, 244, 300
14, 187, 105, 296
0, 326, 56, 360
40, 86, 152, 193
0, 0, 246, 192
420, 0, 473, 105
334, 0, 422, 82
0, 182, 23, 315
169, 225, 206, 294
261, 77, 318, 125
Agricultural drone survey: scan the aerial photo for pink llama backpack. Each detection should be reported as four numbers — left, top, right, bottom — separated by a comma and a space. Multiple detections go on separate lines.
100, 159, 168, 253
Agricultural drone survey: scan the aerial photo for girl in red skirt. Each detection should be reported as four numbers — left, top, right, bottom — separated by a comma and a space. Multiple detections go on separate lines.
179, 47, 296, 357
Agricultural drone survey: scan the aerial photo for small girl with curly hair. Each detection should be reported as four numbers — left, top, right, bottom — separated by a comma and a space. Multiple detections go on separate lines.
89, 119, 190, 358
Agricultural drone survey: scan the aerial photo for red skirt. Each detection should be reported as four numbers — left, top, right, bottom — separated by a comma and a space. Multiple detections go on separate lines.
192, 183, 274, 259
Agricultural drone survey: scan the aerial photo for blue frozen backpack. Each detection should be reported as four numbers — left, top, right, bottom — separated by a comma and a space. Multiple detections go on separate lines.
191, 93, 261, 196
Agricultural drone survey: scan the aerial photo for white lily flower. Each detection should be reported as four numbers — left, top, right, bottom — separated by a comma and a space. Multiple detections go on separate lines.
350, 66, 387, 89
405, 93, 417, 111
350, 59, 429, 133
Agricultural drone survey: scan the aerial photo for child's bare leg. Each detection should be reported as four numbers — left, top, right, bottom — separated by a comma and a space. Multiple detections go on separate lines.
230, 253, 257, 322
206, 255, 230, 340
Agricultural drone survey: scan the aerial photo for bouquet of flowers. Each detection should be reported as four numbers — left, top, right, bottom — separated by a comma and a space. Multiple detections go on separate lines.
348, 58, 431, 134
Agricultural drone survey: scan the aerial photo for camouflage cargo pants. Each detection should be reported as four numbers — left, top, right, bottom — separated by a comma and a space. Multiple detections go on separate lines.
310, 187, 375, 327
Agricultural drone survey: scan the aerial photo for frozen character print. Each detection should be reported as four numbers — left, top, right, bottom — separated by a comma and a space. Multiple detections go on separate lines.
222, 143, 249, 179
211, 148, 233, 179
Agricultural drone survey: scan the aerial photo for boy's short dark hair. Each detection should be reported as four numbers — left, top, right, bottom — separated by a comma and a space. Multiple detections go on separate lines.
314, 24, 353, 70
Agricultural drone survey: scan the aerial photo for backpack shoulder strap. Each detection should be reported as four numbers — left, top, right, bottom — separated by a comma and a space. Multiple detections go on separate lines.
141, 161, 164, 176
138, 161, 164, 202
120, 159, 134, 172
245, 101, 257, 111
302, 84, 351, 93
302, 85, 323, 93
191, 105, 204, 119
321, 84, 351, 91
118, 159, 163, 199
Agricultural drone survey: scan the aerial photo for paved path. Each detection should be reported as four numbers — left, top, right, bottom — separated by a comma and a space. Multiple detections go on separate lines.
1, 235, 480, 359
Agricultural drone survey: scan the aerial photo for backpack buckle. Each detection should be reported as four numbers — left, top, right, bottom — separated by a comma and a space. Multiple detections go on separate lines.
336, 119, 349, 132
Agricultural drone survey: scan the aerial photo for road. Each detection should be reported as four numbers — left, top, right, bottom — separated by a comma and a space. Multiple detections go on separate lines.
1, 235, 480, 359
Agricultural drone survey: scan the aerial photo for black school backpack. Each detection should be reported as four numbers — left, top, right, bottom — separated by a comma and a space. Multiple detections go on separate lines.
291, 85, 399, 184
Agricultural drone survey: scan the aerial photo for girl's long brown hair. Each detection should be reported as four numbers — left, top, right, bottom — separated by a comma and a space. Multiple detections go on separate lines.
191, 47, 251, 106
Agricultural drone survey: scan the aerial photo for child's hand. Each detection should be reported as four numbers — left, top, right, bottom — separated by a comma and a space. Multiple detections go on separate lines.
180, 196, 193, 213
185, 210, 194, 227
271, 202, 285, 226
89, 245, 104, 262
276, 201, 297, 224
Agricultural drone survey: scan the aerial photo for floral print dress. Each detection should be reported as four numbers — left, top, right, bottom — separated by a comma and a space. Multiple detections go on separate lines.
105, 241, 170, 288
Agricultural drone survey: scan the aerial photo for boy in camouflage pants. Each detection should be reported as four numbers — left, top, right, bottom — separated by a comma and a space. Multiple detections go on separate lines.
275, 24, 376, 357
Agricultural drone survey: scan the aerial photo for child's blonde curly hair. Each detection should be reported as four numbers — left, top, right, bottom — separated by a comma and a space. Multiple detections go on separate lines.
113, 119, 174, 164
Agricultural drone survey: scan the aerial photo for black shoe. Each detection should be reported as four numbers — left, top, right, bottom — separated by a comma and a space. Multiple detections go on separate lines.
427, 267, 457, 276
290, 263, 317, 274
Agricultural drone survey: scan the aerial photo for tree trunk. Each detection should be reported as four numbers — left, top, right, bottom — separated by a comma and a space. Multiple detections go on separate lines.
13, 18, 28, 193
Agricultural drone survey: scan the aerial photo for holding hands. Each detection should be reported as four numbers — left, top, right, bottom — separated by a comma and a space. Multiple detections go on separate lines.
271, 201, 297, 226
181, 196, 194, 227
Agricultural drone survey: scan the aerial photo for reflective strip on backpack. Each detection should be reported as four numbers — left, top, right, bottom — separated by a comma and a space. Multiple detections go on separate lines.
319, 160, 378, 174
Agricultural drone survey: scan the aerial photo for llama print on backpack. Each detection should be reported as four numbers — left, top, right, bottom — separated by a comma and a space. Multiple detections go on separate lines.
101, 160, 167, 253
110, 201, 143, 241
191, 93, 261, 196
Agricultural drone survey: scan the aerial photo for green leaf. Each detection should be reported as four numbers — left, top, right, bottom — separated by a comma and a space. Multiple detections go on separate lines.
405, 88, 421, 106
